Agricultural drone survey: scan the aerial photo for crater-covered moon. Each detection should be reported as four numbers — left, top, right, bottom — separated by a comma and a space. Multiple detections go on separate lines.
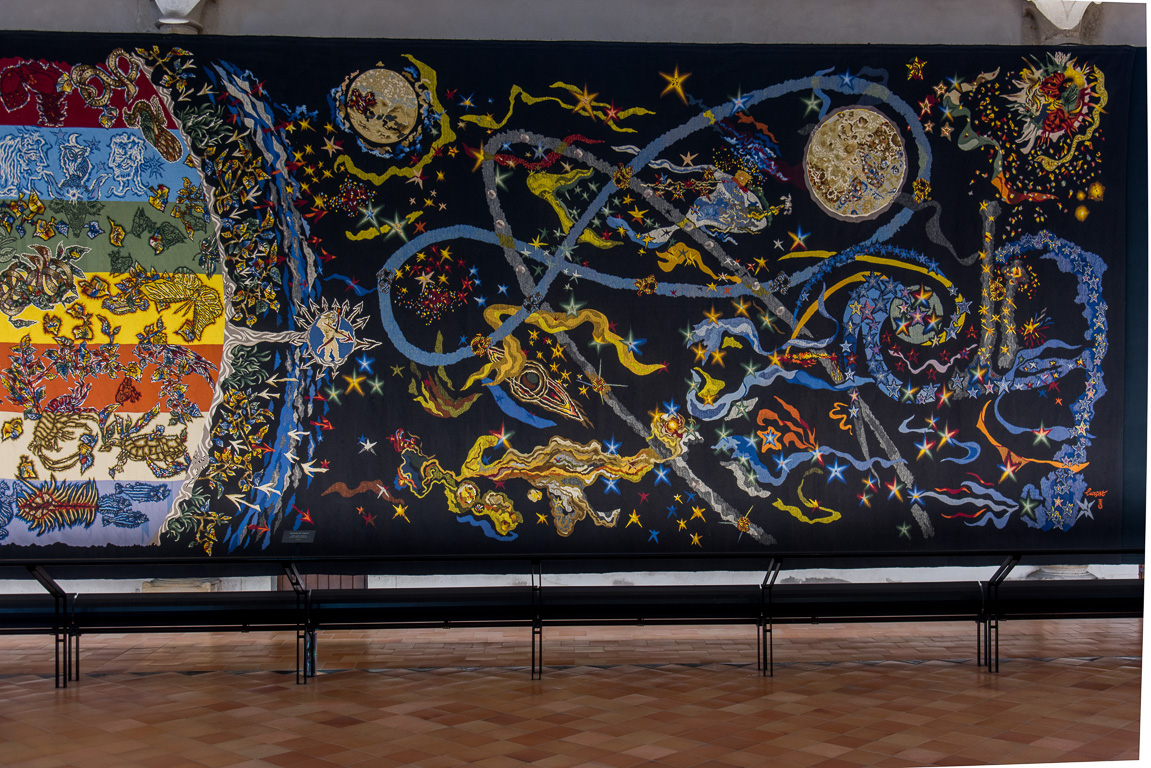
804, 106, 907, 221
344, 68, 419, 146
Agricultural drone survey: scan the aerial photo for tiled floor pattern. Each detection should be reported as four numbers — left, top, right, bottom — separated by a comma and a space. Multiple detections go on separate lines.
0, 619, 1140, 768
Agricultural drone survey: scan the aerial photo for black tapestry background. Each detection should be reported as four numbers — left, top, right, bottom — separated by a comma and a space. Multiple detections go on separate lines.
0, 34, 1142, 563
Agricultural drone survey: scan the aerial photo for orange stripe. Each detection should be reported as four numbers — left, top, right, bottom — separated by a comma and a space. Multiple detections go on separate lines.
0, 343, 221, 413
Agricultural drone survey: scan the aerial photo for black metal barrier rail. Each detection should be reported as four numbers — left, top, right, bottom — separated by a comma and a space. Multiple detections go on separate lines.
0, 551, 1142, 687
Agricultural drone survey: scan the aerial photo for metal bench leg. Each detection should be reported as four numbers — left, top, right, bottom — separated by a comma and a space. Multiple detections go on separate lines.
992, 615, 1000, 673
30, 567, 70, 688
304, 628, 317, 679
296, 623, 317, 683
530, 559, 543, 680
54, 628, 65, 689
760, 558, 780, 678
982, 612, 1001, 672
977, 618, 983, 669
759, 618, 773, 677
984, 616, 992, 671
768, 618, 773, 677
531, 621, 543, 680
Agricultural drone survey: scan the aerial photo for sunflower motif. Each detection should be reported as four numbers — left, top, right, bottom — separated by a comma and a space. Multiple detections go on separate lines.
1006, 53, 1106, 169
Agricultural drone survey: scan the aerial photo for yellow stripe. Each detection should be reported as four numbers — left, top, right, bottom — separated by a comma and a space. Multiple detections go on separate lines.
790, 257, 954, 340
855, 255, 954, 291
777, 249, 837, 262
0, 272, 226, 345
791, 273, 866, 339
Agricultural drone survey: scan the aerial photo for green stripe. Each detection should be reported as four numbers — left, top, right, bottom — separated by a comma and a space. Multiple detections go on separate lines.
0, 200, 213, 275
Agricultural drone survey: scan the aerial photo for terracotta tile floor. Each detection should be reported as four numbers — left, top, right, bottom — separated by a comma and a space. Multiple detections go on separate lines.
0, 619, 1140, 768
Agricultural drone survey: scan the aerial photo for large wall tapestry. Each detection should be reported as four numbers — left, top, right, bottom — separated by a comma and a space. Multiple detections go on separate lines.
0, 34, 1140, 560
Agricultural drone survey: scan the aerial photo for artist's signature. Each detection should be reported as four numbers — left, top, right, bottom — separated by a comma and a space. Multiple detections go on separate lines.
1085, 488, 1108, 508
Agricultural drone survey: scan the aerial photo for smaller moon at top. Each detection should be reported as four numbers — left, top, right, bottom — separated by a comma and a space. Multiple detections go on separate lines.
803, 106, 908, 222
344, 68, 420, 146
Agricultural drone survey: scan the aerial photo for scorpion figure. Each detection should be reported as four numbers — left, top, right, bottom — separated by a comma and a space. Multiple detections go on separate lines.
98, 407, 191, 479
26, 383, 105, 474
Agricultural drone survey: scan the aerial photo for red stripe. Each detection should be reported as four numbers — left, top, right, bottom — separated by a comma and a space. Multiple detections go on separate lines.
0, 342, 220, 413
0, 57, 175, 128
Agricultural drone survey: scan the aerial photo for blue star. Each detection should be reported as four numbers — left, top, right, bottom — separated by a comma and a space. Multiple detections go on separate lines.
666, 505, 679, 518
773, 454, 789, 473
685, 491, 696, 502
604, 436, 621, 455
653, 466, 671, 486
602, 477, 620, 494
475, 296, 487, 306
355, 354, 375, 373
827, 459, 846, 483
647, 529, 660, 543
662, 398, 679, 415
497, 284, 508, 295
840, 69, 855, 89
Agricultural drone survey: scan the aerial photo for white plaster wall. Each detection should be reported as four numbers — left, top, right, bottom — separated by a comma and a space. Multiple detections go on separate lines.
0, 0, 1145, 44
0, 575, 276, 593
0, 564, 1139, 593
367, 564, 1140, 588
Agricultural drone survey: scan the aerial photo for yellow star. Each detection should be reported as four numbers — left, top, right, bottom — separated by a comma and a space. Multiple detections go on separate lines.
660, 65, 691, 104
690, 532, 702, 547
571, 84, 599, 117
626, 510, 642, 528
469, 146, 488, 172
690, 506, 706, 521
344, 371, 366, 395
